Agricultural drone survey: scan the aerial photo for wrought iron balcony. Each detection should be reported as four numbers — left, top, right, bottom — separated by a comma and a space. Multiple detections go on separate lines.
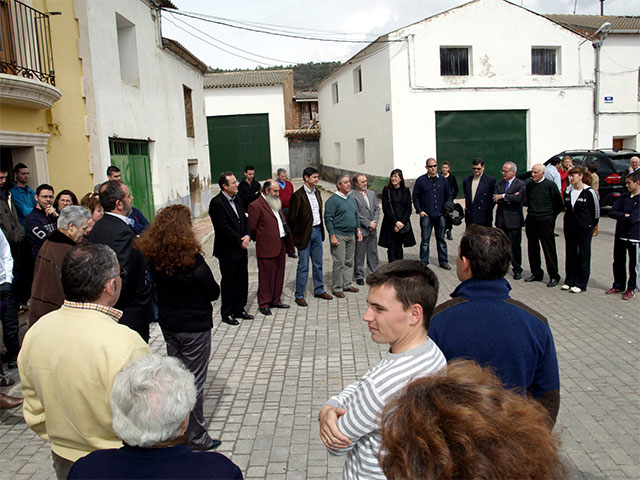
0, 0, 55, 86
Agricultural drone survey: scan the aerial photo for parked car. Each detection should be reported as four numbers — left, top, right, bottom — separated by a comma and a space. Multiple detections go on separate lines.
518, 149, 638, 206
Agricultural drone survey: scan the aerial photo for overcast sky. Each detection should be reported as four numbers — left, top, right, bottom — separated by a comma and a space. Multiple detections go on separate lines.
161, 0, 637, 70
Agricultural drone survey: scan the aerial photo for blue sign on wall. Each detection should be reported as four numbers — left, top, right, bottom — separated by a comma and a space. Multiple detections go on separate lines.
604, 96, 613, 103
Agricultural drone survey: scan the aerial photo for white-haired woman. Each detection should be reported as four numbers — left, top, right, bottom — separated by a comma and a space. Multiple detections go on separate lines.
29, 206, 91, 326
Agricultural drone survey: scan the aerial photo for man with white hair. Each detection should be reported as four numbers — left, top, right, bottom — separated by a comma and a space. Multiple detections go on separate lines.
249, 179, 290, 316
18, 244, 151, 479
29, 206, 91, 326
524, 164, 564, 287
493, 162, 526, 280
67, 354, 242, 479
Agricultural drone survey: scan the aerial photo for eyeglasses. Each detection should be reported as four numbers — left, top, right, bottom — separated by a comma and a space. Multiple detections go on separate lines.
427, 165, 438, 168
472, 167, 482, 171
118, 267, 127, 279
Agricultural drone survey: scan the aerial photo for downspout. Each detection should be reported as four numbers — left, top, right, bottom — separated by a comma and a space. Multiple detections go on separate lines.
592, 41, 601, 149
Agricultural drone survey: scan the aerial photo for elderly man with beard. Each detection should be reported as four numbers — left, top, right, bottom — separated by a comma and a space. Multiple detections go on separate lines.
249, 180, 290, 316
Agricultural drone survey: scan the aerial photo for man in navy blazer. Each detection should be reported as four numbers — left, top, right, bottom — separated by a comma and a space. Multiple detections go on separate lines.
208, 172, 252, 326
463, 158, 497, 227
88, 181, 153, 341
493, 162, 526, 280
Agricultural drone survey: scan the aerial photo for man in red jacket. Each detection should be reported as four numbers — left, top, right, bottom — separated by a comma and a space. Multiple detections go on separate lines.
249, 180, 290, 316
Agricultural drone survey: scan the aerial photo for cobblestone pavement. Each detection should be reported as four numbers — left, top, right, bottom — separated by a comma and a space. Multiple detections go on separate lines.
1, 180, 638, 479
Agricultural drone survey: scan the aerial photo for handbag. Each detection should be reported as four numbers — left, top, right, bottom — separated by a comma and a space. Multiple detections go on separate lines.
387, 189, 410, 234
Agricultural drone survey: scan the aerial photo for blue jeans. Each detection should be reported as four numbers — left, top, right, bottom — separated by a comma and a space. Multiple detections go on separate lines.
295, 226, 325, 298
419, 215, 448, 265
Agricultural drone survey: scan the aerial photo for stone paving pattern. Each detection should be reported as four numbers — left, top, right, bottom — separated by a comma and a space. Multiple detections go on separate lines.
1, 179, 638, 479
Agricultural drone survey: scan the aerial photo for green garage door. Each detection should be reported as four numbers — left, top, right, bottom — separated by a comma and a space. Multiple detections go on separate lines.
207, 113, 271, 181
109, 139, 155, 221
435, 110, 527, 198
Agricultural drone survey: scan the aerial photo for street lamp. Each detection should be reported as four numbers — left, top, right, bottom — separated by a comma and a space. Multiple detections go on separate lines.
592, 22, 611, 149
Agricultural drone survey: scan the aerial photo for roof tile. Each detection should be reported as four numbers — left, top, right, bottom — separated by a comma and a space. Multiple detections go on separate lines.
204, 70, 293, 89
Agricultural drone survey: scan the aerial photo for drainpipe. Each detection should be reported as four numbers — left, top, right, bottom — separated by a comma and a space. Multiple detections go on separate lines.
590, 22, 611, 149
592, 41, 601, 149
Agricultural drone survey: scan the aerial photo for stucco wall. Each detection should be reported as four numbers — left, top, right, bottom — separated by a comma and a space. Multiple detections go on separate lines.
78, 0, 210, 216
38, 0, 93, 196
317, 0, 622, 181
203, 84, 290, 176
389, 0, 596, 179
317, 41, 394, 178
597, 34, 640, 149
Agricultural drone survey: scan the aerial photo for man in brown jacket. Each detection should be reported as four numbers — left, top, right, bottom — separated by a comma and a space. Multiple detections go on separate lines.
287, 167, 332, 306
249, 180, 290, 316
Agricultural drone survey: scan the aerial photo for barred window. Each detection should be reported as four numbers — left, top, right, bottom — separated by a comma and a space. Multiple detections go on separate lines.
532, 48, 557, 75
440, 47, 469, 76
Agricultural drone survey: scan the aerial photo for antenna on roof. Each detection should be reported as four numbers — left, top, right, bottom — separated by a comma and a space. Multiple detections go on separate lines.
600, 0, 605, 16
573, 0, 577, 14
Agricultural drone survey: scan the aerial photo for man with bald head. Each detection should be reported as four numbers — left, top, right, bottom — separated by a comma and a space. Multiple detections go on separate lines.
249, 179, 290, 316
524, 164, 564, 287
493, 162, 526, 280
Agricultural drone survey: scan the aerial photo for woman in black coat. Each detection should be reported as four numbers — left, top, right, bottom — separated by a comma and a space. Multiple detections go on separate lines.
441, 161, 459, 240
379, 169, 416, 262
137, 204, 220, 451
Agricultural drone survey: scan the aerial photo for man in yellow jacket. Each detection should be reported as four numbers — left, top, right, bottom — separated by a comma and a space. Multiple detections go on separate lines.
18, 244, 151, 479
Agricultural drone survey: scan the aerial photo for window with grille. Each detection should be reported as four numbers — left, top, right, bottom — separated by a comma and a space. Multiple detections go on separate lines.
532, 48, 557, 75
440, 47, 469, 76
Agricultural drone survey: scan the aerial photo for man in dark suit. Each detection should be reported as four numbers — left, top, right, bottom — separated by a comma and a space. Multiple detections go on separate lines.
88, 181, 153, 341
463, 158, 497, 227
493, 162, 526, 280
208, 172, 253, 326
288, 167, 332, 307
351, 173, 380, 285
249, 180, 290, 316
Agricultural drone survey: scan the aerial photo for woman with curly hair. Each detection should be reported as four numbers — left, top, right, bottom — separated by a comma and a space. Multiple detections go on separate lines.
379, 360, 565, 480
79, 192, 104, 228
136, 204, 221, 451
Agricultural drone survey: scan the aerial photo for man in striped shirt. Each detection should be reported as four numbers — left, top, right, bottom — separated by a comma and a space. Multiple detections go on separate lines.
318, 260, 446, 479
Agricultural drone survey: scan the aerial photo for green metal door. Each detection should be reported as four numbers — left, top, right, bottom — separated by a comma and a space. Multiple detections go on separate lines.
109, 139, 155, 221
207, 113, 271, 180
435, 110, 527, 198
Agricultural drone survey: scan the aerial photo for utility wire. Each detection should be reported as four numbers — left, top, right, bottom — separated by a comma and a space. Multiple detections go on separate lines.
161, 8, 404, 44
164, 16, 279, 67
179, 11, 382, 38
166, 13, 299, 65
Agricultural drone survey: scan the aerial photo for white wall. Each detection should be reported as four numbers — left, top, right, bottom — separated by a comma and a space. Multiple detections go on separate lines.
597, 34, 640, 149
387, 0, 596, 178
203, 85, 289, 177
80, 0, 210, 215
318, 42, 394, 177
318, 0, 609, 181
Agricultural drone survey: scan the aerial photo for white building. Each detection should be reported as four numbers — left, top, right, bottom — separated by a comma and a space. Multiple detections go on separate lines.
317, 0, 639, 185
203, 70, 294, 181
76, 0, 211, 218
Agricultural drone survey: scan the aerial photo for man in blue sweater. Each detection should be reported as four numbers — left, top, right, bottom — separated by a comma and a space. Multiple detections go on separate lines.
324, 176, 362, 297
606, 171, 640, 300
429, 225, 560, 424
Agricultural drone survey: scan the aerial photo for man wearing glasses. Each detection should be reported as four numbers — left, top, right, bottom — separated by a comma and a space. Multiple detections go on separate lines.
462, 157, 497, 227
412, 158, 452, 270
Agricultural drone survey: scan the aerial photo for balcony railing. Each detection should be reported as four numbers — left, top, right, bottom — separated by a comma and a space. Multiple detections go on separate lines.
0, 0, 55, 86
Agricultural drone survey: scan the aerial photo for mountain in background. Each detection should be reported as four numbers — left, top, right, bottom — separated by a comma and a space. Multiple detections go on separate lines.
208, 61, 342, 92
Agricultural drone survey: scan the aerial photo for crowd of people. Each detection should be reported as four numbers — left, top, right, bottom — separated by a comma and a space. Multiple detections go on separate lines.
0, 154, 637, 478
